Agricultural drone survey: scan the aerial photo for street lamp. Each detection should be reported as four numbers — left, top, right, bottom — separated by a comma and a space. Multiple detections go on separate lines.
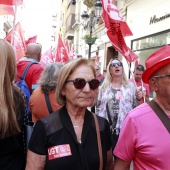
81, 0, 102, 60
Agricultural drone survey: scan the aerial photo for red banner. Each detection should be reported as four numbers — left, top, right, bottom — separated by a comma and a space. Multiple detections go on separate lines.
101, 0, 138, 62
94, 55, 99, 66
40, 48, 54, 68
54, 34, 69, 64
5, 22, 26, 61
0, 0, 23, 5
25, 35, 37, 47
0, 5, 14, 15
69, 44, 77, 60
65, 39, 70, 58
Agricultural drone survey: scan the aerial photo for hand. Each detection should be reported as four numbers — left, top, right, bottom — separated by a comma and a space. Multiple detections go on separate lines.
136, 89, 143, 101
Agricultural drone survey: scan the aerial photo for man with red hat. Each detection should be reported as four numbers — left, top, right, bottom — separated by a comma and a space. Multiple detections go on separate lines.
113, 45, 170, 169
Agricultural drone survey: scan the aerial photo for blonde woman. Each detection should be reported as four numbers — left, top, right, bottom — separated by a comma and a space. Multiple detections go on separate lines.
0, 39, 26, 169
96, 58, 139, 153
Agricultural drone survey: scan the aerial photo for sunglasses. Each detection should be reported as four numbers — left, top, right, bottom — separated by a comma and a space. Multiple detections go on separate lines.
110, 62, 123, 67
136, 65, 144, 71
66, 78, 100, 90
153, 74, 170, 79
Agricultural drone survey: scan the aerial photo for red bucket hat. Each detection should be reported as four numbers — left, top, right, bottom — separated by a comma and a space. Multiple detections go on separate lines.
142, 45, 170, 84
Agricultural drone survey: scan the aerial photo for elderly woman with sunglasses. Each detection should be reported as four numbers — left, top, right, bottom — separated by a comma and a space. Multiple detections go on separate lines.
25, 58, 114, 170
96, 58, 139, 156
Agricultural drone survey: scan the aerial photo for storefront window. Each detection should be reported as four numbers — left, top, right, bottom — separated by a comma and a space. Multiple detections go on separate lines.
132, 29, 170, 51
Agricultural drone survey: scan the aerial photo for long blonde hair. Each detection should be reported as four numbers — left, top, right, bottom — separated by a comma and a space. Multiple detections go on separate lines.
101, 58, 128, 90
0, 39, 21, 138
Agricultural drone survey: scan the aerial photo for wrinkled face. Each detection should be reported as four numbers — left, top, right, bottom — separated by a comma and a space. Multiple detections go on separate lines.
109, 59, 123, 77
149, 63, 170, 103
134, 70, 144, 82
62, 64, 98, 109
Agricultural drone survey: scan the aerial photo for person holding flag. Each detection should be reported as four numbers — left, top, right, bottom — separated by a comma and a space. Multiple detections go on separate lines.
129, 64, 150, 105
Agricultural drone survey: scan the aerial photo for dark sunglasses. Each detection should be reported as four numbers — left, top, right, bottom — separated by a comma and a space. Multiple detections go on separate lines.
110, 62, 123, 67
66, 78, 100, 90
136, 65, 144, 71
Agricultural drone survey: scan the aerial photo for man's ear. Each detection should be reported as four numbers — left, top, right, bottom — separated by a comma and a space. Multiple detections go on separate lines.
149, 78, 158, 91
38, 53, 41, 62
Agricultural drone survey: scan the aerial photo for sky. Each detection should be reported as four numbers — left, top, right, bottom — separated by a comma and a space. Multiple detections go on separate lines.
21, 0, 61, 52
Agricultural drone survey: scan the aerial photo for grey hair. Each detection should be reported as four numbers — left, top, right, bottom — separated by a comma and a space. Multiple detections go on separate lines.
38, 62, 63, 93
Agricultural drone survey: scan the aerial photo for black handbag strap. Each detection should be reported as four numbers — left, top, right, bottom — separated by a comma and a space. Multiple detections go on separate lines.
148, 99, 170, 133
44, 93, 53, 114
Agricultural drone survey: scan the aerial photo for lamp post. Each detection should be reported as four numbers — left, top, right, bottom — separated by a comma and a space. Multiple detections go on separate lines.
81, 0, 102, 60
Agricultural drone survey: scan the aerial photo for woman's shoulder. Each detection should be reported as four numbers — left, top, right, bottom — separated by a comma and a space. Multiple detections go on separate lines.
126, 81, 136, 90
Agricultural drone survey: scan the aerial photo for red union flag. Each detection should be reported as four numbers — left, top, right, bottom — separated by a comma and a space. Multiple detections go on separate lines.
40, 48, 54, 68
69, 44, 77, 60
25, 35, 37, 47
101, 0, 138, 62
54, 34, 69, 64
0, 5, 14, 15
94, 55, 99, 66
0, 0, 23, 5
5, 22, 26, 61
65, 39, 70, 58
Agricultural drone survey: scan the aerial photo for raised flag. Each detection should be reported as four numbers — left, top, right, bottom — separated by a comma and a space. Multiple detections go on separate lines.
25, 35, 37, 47
101, 0, 138, 62
0, 5, 14, 15
40, 48, 54, 68
134, 57, 141, 66
94, 54, 99, 66
69, 44, 77, 60
5, 22, 26, 61
65, 39, 70, 58
0, 0, 23, 5
54, 34, 69, 64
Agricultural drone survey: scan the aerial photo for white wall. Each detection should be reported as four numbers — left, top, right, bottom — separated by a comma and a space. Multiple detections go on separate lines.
127, 0, 170, 41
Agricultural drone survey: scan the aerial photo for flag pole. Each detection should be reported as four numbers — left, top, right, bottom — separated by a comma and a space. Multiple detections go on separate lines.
11, 0, 18, 46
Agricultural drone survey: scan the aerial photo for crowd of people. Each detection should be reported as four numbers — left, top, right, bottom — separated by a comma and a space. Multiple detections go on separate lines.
0, 38, 170, 170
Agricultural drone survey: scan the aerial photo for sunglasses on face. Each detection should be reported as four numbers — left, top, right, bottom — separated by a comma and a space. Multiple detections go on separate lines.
66, 78, 100, 90
110, 62, 123, 67
153, 74, 170, 79
136, 65, 144, 71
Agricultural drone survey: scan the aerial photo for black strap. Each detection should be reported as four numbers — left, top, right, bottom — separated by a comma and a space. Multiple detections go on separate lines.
44, 93, 53, 114
17, 62, 37, 80
148, 99, 170, 133
106, 102, 113, 126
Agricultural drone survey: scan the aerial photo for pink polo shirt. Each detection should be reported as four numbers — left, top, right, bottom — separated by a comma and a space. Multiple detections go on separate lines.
114, 103, 170, 169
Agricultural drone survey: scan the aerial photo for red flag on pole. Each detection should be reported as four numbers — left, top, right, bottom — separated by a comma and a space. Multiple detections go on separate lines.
101, 0, 138, 62
0, 0, 23, 5
25, 35, 37, 47
94, 55, 99, 66
40, 48, 54, 68
65, 39, 70, 57
69, 44, 77, 60
5, 22, 26, 61
0, 5, 14, 15
54, 34, 69, 64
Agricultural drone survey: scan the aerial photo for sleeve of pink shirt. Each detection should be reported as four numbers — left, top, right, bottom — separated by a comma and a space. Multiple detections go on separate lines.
113, 113, 137, 161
